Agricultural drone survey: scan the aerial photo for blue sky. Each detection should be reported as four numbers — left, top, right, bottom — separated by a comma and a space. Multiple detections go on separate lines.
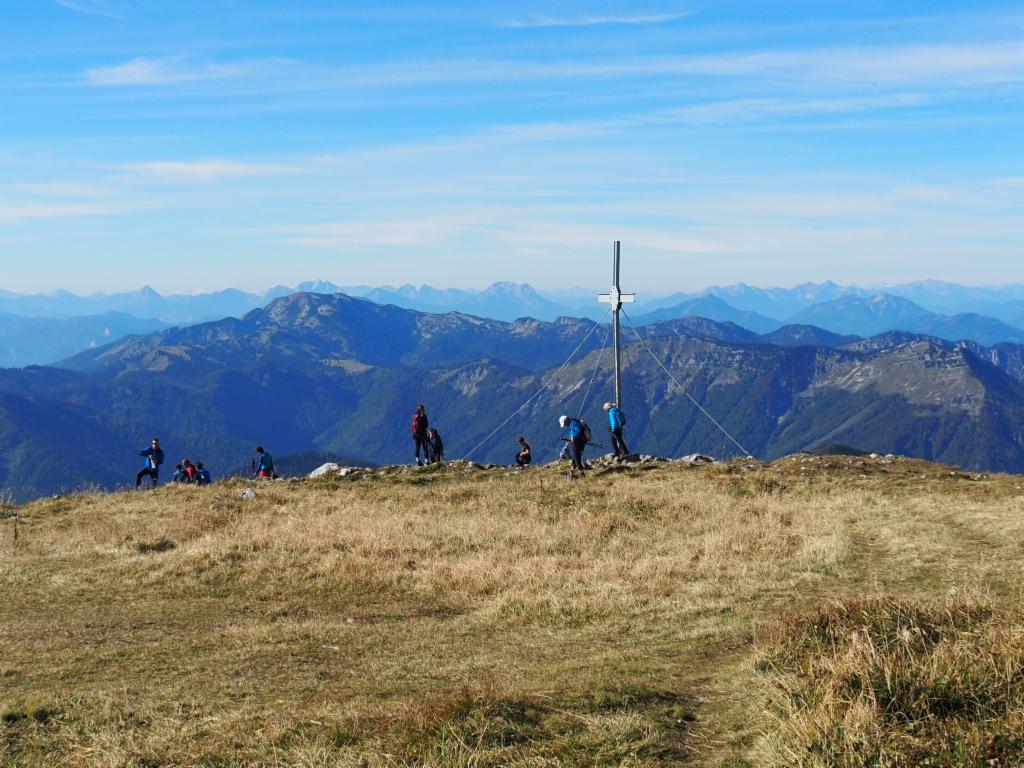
2, 1, 1023, 294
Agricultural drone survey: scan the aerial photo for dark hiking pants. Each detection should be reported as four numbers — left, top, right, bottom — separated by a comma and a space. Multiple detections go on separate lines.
610, 428, 629, 457
136, 468, 158, 488
414, 434, 430, 462
571, 437, 586, 472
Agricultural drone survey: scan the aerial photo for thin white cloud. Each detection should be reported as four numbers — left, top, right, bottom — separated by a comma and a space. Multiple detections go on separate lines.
498, 222, 726, 254
76, 41, 1024, 98
276, 219, 469, 248
0, 201, 133, 223
128, 160, 298, 183
85, 57, 250, 86
500, 12, 689, 29
54, 0, 123, 20
17, 181, 111, 199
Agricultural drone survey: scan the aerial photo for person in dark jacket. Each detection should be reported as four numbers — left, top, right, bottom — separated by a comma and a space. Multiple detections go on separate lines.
411, 404, 430, 466
135, 437, 165, 489
255, 447, 275, 478
515, 437, 532, 468
196, 463, 211, 485
604, 402, 629, 459
559, 415, 587, 477
426, 426, 444, 464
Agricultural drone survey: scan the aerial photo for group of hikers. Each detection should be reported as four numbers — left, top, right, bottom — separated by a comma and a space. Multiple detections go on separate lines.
412, 401, 629, 478
554, 402, 628, 478
171, 459, 211, 485
134, 440, 275, 489
133, 401, 627, 488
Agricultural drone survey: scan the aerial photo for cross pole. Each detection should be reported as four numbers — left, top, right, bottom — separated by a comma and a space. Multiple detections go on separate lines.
597, 241, 636, 410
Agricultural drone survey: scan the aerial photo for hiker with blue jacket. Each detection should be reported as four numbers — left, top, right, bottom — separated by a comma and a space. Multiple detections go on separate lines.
604, 402, 629, 459
559, 415, 589, 477
255, 446, 275, 478
135, 437, 165, 489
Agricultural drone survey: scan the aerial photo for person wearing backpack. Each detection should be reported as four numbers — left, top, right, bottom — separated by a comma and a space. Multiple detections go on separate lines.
135, 437, 165, 489
604, 402, 629, 459
411, 404, 430, 466
181, 459, 197, 483
426, 426, 445, 464
255, 446, 275, 478
559, 415, 590, 477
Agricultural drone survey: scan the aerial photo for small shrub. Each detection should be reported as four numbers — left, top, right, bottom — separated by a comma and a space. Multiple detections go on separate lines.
135, 537, 176, 554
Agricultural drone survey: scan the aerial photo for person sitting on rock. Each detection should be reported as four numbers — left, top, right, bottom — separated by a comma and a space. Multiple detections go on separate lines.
196, 462, 211, 485
515, 437, 532, 468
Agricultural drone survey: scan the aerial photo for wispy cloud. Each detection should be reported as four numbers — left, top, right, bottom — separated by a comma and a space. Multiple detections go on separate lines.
275, 218, 471, 248
84, 56, 251, 86
500, 12, 689, 29
105, 42, 1024, 95
128, 159, 299, 183
0, 201, 134, 223
17, 181, 112, 198
54, 0, 123, 20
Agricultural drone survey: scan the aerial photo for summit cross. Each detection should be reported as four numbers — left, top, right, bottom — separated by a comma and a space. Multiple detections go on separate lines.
597, 241, 636, 411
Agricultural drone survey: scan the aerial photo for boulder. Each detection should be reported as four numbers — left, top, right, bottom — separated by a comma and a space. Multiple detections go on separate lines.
309, 463, 342, 478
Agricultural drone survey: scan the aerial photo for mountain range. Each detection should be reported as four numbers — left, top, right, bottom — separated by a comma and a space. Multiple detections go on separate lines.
4, 291, 1024, 502
7, 280, 1024, 367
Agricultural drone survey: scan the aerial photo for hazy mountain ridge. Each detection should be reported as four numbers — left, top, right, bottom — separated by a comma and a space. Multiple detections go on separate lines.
6, 280, 1024, 370
790, 293, 1024, 345
0, 312, 167, 367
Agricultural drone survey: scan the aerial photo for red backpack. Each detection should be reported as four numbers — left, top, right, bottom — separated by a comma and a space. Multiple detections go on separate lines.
411, 413, 427, 436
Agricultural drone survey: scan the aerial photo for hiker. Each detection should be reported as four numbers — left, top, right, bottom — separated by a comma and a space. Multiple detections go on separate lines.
604, 402, 629, 459
170, 464, 185, 483
515, 437, 532, 468
182, 459, 197, 483
559, 415, 589, 476
255, 446, 275, 478
135, 437, 165, 489
411, 404, 430, 465
426, 426, 444, 464
196, 462, 211, 486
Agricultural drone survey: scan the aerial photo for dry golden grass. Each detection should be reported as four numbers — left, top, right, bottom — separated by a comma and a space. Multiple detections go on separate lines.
1, 456, 1022, 766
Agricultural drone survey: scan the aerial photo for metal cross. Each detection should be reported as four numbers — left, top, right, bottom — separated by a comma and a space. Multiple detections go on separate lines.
597, 241, 635, 410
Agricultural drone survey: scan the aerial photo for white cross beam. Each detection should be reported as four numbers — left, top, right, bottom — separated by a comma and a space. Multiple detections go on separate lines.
598, 288, 636, 308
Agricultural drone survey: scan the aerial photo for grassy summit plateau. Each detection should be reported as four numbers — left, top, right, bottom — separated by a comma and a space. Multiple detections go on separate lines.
2, 456, 1023, 766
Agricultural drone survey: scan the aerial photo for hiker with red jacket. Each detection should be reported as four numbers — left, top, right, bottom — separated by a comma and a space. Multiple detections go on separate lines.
411, 404, 430, 466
